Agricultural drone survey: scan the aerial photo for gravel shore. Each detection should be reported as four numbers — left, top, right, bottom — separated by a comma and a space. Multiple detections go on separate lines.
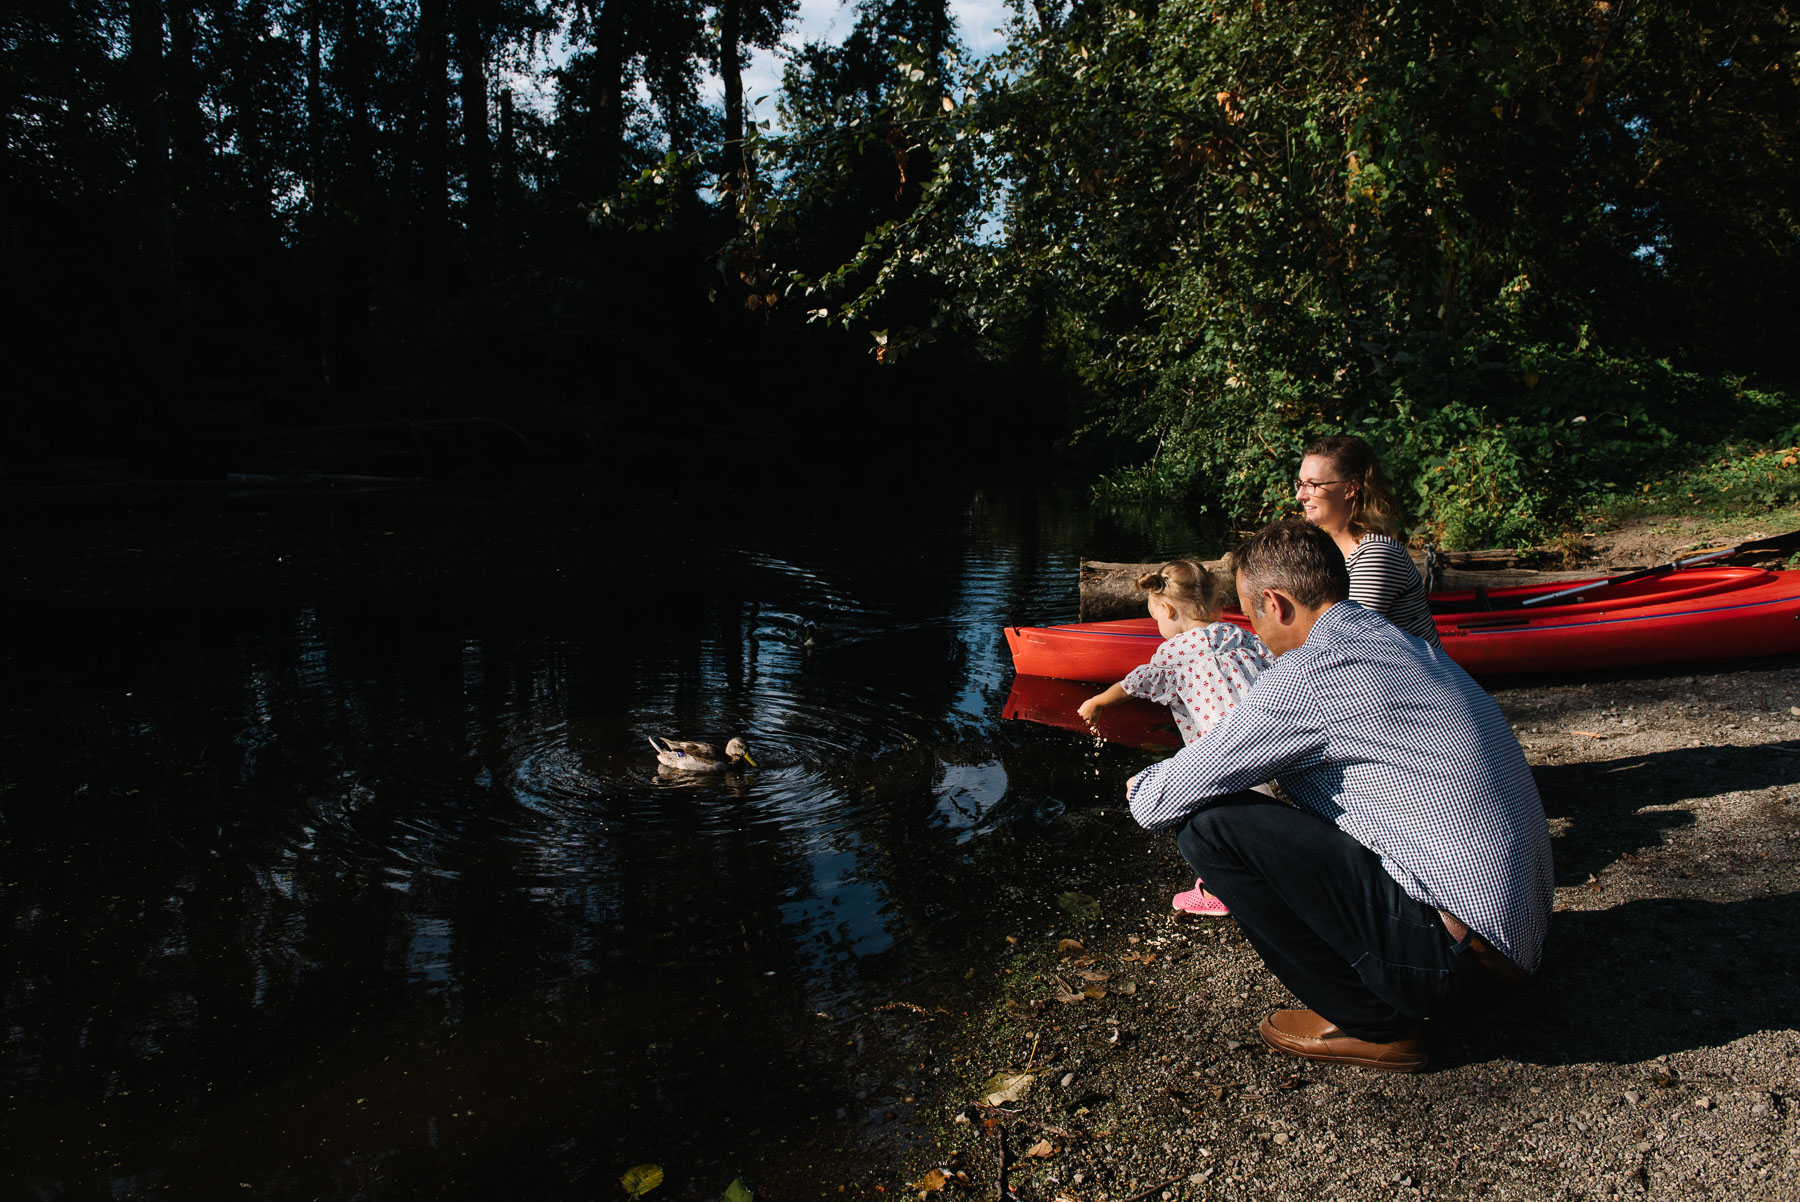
896, 658, 1800, 1202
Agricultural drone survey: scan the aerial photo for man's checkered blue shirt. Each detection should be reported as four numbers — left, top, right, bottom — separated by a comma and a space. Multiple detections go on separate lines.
1127, 601, 1553, 972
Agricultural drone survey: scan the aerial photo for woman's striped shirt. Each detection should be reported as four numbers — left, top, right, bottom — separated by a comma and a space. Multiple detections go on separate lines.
1345, 533, 1442, 648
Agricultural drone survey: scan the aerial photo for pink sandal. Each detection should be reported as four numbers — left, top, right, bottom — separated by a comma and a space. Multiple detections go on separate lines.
1172, 878, 1230, 916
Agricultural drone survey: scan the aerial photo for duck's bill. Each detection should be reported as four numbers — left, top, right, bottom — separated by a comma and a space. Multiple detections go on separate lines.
742, 753, 757, 766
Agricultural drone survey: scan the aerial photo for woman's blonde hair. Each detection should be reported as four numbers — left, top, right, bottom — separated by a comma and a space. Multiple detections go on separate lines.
1302, 434, 1402, 539
1135, 558, 1227, 622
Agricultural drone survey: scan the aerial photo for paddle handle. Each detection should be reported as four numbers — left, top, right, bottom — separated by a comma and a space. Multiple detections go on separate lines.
1516, 546, 1746, 609
1518, 566, 1649, 608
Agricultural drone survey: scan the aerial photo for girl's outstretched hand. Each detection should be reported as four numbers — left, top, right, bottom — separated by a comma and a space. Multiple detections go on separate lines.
1078, 682, 1127, 728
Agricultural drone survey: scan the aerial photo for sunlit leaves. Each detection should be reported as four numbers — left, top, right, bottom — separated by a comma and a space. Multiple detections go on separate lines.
721, 0, 1799, 534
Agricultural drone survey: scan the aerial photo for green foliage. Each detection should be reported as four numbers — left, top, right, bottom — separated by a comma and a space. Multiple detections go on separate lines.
771, 0, 1800, 545
759, 4, 979, 352
9, 0, 1796, 504
1388, 404, 1569, 551
1600, 441, 1800, 519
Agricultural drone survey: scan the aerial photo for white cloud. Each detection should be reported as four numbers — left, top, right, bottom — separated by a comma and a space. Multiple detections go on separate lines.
735, 0, 1011, 126
955, 1, 1014, 56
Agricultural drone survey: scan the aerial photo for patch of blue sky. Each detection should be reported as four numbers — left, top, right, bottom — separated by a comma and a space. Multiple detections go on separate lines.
504, 3, 1012, 131
732, 0, 1015, 131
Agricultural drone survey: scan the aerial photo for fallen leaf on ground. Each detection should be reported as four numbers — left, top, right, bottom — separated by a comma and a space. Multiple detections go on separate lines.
1571, 730, 1607, 739
910, 1168, 949, 1195
621, 1164, 664, 1197
1026, 1139, 1057, 1159
724, 1178, 755, 1202
1076, 970, 1111, 982
1057, 938, 1085, 954
980, 1070, 1035, 1105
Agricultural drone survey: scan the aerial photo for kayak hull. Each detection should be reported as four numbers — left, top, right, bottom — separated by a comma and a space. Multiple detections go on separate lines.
1005, 566, 1800, 682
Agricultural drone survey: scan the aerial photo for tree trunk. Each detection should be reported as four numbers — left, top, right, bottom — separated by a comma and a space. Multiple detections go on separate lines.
457, 0, 493, 250
925, 0, 946, 81
719, 0, 745, 195
333, 0, 374, 386
226, 0, 272, 231
338, 0, 374, 176
498, 86, 515, 235
416, 0, 450, 288
166, 0, 208, 195
130, 0, 176, 301
591, 0, 626, 192
306, 0, 337, 386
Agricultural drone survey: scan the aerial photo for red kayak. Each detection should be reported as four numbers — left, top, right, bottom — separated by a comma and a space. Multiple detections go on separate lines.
1005, 566, 1800, 682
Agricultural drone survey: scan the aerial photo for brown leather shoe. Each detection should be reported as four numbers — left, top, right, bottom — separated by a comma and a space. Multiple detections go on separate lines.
1258, 1009, 1428, 1073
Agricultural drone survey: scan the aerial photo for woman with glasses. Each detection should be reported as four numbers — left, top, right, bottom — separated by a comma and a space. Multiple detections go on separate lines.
1295, 435, 1442, 649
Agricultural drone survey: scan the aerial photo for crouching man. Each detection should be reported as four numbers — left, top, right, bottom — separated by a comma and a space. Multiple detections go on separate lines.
1127, 519, 1553, 1071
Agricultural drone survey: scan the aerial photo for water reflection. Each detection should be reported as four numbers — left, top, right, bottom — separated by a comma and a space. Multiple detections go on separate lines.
1002, 674, 1183, 751
0, 484, 1217, 1198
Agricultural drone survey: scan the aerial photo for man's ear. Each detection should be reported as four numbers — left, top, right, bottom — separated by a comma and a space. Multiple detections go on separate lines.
1263, 588, 1297, 624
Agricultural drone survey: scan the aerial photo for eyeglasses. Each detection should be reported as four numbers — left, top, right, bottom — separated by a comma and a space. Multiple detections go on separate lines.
1294, 478, 1348, 495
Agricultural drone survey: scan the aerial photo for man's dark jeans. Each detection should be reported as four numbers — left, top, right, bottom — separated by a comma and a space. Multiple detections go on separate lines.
1176, 791, 1498, 1040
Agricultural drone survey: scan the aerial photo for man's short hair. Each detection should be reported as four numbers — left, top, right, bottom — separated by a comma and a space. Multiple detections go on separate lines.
1232, 518, 1351, 614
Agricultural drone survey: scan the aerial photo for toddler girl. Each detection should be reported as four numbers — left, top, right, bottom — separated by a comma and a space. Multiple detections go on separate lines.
1076, 559, 1273, 916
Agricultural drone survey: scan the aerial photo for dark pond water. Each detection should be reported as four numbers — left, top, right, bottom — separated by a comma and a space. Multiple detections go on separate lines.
1, 475, 1216, 1199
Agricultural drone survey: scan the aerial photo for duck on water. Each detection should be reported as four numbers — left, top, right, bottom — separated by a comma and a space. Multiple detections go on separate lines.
648, 736, 756, 773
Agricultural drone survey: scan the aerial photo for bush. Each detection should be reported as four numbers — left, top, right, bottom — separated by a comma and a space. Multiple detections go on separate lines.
1093, 346, 1800, 550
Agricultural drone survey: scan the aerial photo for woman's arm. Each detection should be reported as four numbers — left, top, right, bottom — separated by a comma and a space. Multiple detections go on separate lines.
1345, 536, 1414, 615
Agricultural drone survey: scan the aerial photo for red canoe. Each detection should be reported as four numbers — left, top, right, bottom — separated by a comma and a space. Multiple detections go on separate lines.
1004, 566, 1800, 682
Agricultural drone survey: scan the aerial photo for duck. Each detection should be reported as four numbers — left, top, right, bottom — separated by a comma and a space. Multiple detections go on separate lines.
648, 735, 756, 773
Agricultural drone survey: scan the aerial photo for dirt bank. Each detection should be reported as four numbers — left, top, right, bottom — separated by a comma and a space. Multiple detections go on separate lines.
894, 656, 1800, 1202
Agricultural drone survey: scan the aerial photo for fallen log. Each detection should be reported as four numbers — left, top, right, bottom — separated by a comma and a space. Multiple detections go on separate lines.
1079, 559, 1230, 622
1078, 557, 1603, 622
